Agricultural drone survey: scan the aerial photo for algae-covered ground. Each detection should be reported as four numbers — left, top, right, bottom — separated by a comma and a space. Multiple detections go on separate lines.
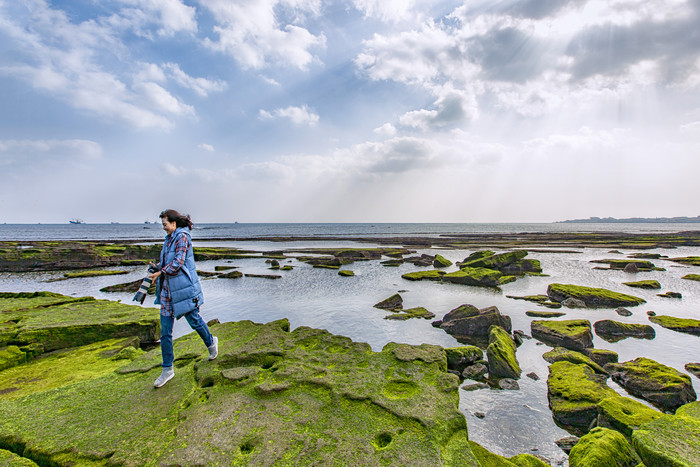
0, 293, 483, 466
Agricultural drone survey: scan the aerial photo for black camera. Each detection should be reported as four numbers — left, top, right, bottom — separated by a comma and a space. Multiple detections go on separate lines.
133, 264, 159, 304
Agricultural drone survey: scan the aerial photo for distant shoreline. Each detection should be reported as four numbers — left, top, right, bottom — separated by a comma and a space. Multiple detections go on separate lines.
558, 216, 700, 224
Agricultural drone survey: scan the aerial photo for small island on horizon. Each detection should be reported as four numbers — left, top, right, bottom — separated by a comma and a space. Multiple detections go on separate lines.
558, 215, 700, 223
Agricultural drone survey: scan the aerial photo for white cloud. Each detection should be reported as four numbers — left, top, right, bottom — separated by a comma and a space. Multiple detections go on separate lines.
164, 63, 227, 96
198, 143, 215, 152
259, 105, 319, 126
116, 0, 197, 36
373, 123, 397, 137
199, 0, 326, 70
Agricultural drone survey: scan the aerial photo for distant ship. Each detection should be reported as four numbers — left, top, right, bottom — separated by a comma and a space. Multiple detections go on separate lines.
69, 218, 85, 224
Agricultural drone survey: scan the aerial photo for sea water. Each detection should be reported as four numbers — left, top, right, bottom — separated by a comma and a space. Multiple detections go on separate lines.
1, 223, 699, 465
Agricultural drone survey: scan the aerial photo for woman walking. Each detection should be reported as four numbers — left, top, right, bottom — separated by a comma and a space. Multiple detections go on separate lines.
149, 209, 217, 388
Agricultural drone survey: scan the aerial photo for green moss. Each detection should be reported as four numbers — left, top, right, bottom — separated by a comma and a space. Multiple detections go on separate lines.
547, 361, 616, 433
338, 270, 355, 277
597, 395, 663, 437
531, 319, 593, 351
0, 346, 26, 371
622, 280, 661, 289
468, 441, 549, 466
591, 259, 656, 270
218, 270, 243, 279
401, 270, 445, 281
569, 427, 639, 467
682, 274, 700, 282
442, 267, 504, 287
632, 401, 700, 466
525, 311, 566, 318
648, 315, 700, 336
542, 347, 606, 374
433, 254, 453, 268
62, 269, 130, 278
445, 346, 483, 371
547, 283, 646, 308
0, 449, 39, 466
669, 256, 700, 266
459, 250, 528, 270
486, 326, 521, 379
0, 320, 480, 466
384, 307, 435, 321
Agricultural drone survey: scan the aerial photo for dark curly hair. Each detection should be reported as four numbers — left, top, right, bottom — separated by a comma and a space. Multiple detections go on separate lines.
159, 209, 193, 230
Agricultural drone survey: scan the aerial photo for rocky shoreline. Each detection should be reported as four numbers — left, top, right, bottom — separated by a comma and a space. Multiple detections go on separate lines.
1, 234, 700, 465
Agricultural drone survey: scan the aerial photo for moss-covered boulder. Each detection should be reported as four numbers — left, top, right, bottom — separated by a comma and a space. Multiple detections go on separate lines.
459, 250, 528, 270
542, 347, 606, 374
682, 274, 700, 282
384, 307, 435, 321
668, 256, 700, 266
605, 357, 697, 412
531, 319, 593, 352
0, 449, 39, 466
338, 270, 355, 277
525, 310, 566, 318
593, 320, 655, 342
486, 326, 521, 380
590, 259, 658, 270
632, 401, 700, 466
374, 293, 403, 310
0, 346, 26, 371
439, 305, 512, 343
0, 320, 482, 466
546, 284, 646, 308
584, 349, 619, 367
0, 292, 159, 353
597, 395, 664, 437
547, 361, 616, 434
686, 363, 700, 379
622, 280, 661, 289
648, 315, 700, 336
433, 254, 452, 268
100, 278, 156, 294
442, 267, 513, 287
401, 270, 445, 281
469, 441, 550, 466
568, 427, 639, 467
445, 346, 483, 374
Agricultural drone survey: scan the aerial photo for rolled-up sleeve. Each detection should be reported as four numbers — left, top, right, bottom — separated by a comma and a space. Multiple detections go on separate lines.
160, 234, 189, 275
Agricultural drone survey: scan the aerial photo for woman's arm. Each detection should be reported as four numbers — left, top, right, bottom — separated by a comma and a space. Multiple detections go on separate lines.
159, 234, 190, 276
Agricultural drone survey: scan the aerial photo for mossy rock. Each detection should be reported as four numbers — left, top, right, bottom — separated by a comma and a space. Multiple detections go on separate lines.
568, 427, 639, 467
100, 278, 155, 294
681, 274, 700, 282
214, 265, 237, 271
338, 270, 355, 277
445, 346, 483, 374
433, 254, 452, 268
593, 320, 655, 343
597, 395, 664, 437
486, 326, 521, 380
531, 319, 593, 352
590, 259, 657, 270
622, 280, 661, 289
0, 449, 39, 466
401, 270, 445, 281
0, 292, 160, 353
648, 315, 700, 336
61, 269, 130, 279
442, 267, 506, 287
547, 361, 616, 434
686, 363, 700, 379
547, 284, 646, 308
605, 357, 697, 412
374, 293, 403, 310
0, 320, 481, 466
218, 270, 243, 279
632, 401, 700, 466
384, 307, 435, 321
584, 349, 619, 368
542, 347, 606, 374
468, 440, 550, 466
439, 305, 512, 343
525, 310, 566, 318
459, 250, 528, 271
669, 256, 700, 266
0, 345, 26, 371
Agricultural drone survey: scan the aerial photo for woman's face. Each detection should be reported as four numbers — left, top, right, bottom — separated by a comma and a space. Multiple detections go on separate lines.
161, 218, 177, 234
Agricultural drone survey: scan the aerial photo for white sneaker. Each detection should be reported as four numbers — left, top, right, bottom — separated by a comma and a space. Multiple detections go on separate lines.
154, 367, 174, 388
208, 336, 218, 361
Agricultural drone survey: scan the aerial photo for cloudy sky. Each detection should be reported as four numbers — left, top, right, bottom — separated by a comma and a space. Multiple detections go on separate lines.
1, 0, 699, 223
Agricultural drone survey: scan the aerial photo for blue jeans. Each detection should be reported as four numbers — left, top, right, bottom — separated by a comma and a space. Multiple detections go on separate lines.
160, 308, 214, 368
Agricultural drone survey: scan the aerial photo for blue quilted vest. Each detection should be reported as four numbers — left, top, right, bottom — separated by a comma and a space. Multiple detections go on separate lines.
156, 227, 203, 318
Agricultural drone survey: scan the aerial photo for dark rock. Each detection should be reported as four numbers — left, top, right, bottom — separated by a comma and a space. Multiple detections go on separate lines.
583, 349, 619, 367
561, 298, 586, 309
647, 310, 656, 317
462, 363, 488, 380
461, 382, 489, 391
593, 320, 655, 342
531, 319, 593, 352
657, 291, 682, 299
244, 274, 281, 279
686, 363, 700, 378
373, 293, 403, 310
623, 262, 639, 273
498, 378, 520, 390
513, 329, 531, 340
404, 254, 434, 267
605, 357, 697, 412
526, 372, 539, 381
439, 305, 512, 341
431, 320, 442, 328
615, 307, 632, 317
555, 436, 579, 454
445, 346, 483, 373
473, 412, 486, 419
219, 270, 243, 279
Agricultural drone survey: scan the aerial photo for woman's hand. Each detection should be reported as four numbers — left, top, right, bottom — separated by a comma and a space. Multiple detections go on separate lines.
148, 270, 161, 281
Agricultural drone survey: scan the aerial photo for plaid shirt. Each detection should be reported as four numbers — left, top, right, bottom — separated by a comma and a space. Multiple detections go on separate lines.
158, 232, 191, 317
